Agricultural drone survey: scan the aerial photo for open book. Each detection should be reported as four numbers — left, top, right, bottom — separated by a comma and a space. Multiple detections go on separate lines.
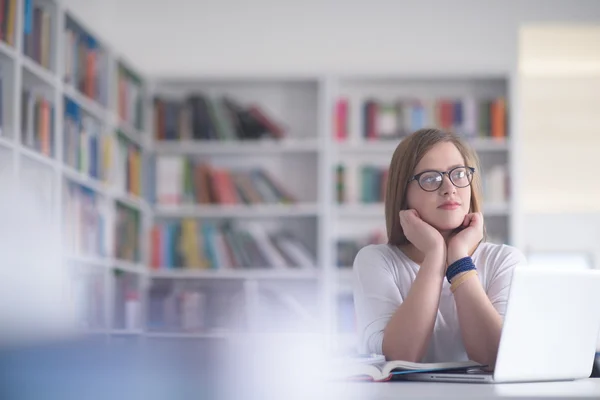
337, 358, 484, 382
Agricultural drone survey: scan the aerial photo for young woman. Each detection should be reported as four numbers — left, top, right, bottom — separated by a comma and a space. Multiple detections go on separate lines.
353, 128, 526, 367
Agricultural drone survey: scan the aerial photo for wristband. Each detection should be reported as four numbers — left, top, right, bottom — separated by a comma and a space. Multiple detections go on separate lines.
446, 256, 476, 283
450, 270, 478, 293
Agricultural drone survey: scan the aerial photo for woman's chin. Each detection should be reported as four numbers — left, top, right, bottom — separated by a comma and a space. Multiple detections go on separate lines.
426, 215, 465, 232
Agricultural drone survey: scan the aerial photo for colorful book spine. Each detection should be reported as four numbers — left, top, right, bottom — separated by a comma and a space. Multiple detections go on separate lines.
114, 202, 140, 262
22, 1, 51, 68
150, 221, 316, 270
63, 182, 107, 258
63, 16, 108, 105
64, 98, 104, 179
117, 64, 143, 130
153, 95, 287, 141
343, 96, 508, 140
116, 131, 142, 197
155, 157, 297, 206
21, 89, 54, 156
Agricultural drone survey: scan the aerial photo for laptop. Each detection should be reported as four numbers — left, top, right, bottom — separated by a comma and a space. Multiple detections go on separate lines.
405, 267, 600, 383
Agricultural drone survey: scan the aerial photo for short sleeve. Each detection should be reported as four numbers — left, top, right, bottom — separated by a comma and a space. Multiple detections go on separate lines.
486, 245, 528, 317
353, 245, 404, 355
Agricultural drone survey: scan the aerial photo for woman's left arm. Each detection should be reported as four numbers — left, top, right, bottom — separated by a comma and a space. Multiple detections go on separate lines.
447, 213, 526, 367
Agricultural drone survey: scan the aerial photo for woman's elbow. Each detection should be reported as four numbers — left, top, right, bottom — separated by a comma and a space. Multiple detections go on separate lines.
382, 333, 423, 362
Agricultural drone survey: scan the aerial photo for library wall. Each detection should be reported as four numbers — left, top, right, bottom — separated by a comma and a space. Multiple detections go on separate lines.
62, 0, 600, 77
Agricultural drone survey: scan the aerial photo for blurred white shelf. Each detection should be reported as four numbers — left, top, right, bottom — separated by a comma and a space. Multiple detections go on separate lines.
146, 331, 230, 339
336, 203, 384, 218
150, 268, 320, 280
0, 40, 17, 60
19, 146, 57, 169
62, 165, 109, 193
78, 328, 110, 336
336, 137, 509, 155
154, 137, 320, 155
467, 137, 510, 152
0, 135, 15, 150
63, 84, 107, 121
111, 259, 147, 274
22, 56, 56, 87
117, 120, 146, 147
66, 253, 109, 267
110, 329, 143, 335
154, 203, 320, 218
336, 202, 510, 218
114, 191, 151, 212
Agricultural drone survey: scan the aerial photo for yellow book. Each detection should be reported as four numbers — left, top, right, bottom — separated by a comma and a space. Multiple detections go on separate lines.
6, 0, 16, 46
102, 135, 113, 184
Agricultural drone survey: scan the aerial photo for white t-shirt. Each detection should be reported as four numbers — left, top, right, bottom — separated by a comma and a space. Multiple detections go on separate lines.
352, 242, 527, 362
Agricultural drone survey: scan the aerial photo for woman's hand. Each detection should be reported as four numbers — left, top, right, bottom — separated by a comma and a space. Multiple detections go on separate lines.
399, 209, 445, 258
447, 212, 484, 265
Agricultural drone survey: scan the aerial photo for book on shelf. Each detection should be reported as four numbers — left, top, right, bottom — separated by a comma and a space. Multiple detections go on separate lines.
336, 164, 388, 205
150, 219, 316, 271
23, 0, 52, 69
483, 164, 510, 205
112, 270, 141, 330
114, 202, 141, 263
64, 14, 109, 106
148, 281, 247, 333
71, 264, 105, 330
334, 98, 349, 141
117, 63, 144, 130
334, 358, 483, 382
154, 95, 286, 141
148, 284, 209, 333
334, 96, 507, 141
337, 230, 386, 268
21, 89, 54, 156
64, 97, 107, 180
63, 181, 109, 258
1, 0, 17, 47
156, 157, 297, 206
116, 131, 142, 197
0, 70, 4, 137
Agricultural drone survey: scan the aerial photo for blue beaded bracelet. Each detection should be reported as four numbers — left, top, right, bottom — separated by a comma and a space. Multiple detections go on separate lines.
446, 256, 476, 283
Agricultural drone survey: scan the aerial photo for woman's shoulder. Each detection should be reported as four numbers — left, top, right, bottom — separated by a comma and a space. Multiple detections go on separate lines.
353, 243, 412, 271
354, 243, 398, 264
474, 241, 528, 269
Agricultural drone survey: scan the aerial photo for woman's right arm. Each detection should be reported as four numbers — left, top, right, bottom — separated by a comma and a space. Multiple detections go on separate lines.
381, 249, 445, 362
353, 247, 445, 362
353, 210, 446, 362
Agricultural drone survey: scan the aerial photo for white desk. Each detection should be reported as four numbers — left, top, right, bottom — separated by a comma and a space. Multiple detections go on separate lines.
315, 378, 600, 399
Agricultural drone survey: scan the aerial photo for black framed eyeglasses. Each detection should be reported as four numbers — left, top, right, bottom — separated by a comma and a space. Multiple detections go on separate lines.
409, 166, 475, 192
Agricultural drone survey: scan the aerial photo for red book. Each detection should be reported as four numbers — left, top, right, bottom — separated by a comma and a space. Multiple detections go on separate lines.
335, 98, 348, 141
367, 101, 377, 140
248, 105, 286, 138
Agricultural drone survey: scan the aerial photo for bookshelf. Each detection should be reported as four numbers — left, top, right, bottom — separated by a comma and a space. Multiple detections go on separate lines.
148, 78, 327, 339
0, 0, 152, 340
2, 1, 519, 356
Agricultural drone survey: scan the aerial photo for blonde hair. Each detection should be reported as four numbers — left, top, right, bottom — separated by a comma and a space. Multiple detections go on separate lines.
385, 128, 484, 246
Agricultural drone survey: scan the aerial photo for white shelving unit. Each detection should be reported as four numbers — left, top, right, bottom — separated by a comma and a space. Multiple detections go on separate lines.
1, 1, 519, 356
0, 0, 152, 343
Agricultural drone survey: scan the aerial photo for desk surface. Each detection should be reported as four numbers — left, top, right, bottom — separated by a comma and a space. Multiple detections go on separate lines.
315, 378, 600, 400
